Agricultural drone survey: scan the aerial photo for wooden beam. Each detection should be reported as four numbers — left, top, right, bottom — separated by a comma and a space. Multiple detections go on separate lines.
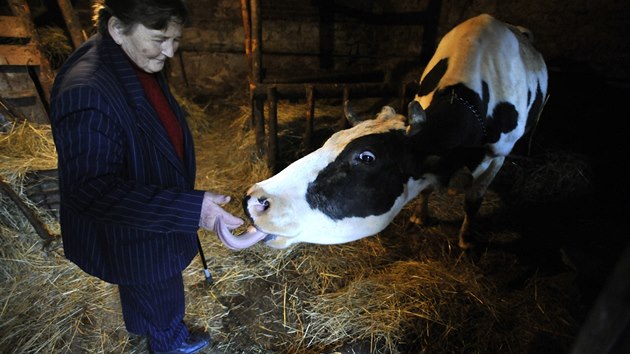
0, 16, 29, 37
0, 176, 54, 246
0, 44, 43, 65
251, 82, 403, 99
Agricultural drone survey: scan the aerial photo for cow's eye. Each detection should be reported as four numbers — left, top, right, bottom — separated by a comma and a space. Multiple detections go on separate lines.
357, 151, 375, 164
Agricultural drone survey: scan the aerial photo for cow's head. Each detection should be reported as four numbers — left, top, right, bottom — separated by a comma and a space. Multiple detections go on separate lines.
218, 101, 437, 249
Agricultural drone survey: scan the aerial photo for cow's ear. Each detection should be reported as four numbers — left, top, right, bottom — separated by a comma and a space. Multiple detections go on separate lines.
344, 100, 362, 126
378, 106, 397, 119
406, 100, 427, 136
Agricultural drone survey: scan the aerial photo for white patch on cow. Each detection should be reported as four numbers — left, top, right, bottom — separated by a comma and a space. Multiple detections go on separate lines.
324, 108, 406, 156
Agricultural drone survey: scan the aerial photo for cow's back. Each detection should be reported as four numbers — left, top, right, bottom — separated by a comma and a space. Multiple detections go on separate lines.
416, 13, 548, 157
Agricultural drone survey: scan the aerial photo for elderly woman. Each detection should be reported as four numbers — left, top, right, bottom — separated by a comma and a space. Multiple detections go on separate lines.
49, 1, 244, 353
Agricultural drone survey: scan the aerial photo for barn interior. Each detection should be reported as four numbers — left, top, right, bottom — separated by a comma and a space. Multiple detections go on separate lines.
1, 0, 629, 353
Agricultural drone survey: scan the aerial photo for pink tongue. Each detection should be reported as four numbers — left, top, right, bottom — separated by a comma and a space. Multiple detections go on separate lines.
214, 218, 268, 250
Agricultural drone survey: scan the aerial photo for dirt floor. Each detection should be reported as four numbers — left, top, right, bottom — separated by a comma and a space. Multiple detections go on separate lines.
1, 72, 628, 353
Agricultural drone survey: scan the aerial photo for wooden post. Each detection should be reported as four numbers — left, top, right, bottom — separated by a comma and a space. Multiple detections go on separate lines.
56, 0, 86, 49
303, 85, 315, 150
243, 0, 263, 150
248, 84, 256, 129
240, 0, 253, 85
339, 85, 350, 130
250, 0, 262, 84
267, 86, 278, 171
399, 82, 408, 116
571, 244, 630, 354
253, 96, 265, 156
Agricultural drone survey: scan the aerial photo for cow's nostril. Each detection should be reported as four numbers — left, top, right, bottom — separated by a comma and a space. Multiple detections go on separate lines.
259, 197, 270, 211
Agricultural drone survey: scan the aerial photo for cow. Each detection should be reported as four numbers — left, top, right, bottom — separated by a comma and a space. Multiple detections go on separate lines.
216, 14, 548, 250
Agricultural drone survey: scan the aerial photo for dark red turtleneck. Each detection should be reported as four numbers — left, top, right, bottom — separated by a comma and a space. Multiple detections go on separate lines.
133, 64, 184, 161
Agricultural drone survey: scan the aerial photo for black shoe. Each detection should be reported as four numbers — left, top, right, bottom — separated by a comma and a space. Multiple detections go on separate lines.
153, 331, 211, 354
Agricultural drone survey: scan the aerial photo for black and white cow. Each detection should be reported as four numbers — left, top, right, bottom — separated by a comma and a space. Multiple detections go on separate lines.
217, 14, 548, 250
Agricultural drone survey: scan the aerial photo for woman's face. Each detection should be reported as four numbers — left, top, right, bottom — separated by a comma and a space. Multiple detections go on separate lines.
110, 18, 182, 73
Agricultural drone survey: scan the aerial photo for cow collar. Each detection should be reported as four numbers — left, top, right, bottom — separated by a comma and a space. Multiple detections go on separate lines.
450, 89, 487, 139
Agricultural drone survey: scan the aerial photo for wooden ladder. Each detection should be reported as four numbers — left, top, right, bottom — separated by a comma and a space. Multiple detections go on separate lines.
0, 0, 85, 124
0, 0, 55, 123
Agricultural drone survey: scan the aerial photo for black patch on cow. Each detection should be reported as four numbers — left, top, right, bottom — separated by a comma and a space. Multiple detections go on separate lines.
525, 83, 545, 131
418, 58, 448, 97
306, 131, 413, 220
486, 102, 518, 143
432, 147, 487, 185
417, 83, 486, 150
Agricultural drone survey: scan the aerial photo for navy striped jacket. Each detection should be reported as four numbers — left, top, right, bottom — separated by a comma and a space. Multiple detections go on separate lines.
49, 33, 204, 285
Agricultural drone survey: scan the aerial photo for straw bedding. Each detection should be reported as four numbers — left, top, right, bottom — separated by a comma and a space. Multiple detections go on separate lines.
0, 94, 586, 353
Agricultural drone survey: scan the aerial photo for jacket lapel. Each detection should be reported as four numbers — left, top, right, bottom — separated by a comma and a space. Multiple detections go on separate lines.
100, 35, 188, 178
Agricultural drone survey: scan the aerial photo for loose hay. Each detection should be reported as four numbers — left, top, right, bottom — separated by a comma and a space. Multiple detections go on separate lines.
1, 94, 581, 353
37, 26, 74, 70
0, 120, 57, 185
500, 152, 593, 204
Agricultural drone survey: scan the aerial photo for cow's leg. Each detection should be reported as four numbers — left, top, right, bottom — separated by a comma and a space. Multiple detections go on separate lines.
410, 186, 434, 225
459, 156, 505, 249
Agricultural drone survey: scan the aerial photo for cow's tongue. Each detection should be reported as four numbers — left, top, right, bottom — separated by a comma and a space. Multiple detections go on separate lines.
214, 217, 268, 250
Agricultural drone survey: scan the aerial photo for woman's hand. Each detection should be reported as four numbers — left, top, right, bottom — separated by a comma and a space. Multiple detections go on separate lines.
199, 191, 244, 231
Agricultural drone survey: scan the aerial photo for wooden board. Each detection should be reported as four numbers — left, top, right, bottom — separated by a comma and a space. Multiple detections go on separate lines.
0, 44, 43, 66
0, 15, 30, 37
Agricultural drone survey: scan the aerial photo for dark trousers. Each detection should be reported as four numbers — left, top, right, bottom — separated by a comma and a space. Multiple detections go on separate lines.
118, 273, 189, 351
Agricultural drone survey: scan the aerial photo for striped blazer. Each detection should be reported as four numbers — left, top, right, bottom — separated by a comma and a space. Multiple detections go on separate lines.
50, 33, 204, 285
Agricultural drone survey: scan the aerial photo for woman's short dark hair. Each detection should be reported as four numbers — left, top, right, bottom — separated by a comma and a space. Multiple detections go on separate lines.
93, 0, 190, 35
